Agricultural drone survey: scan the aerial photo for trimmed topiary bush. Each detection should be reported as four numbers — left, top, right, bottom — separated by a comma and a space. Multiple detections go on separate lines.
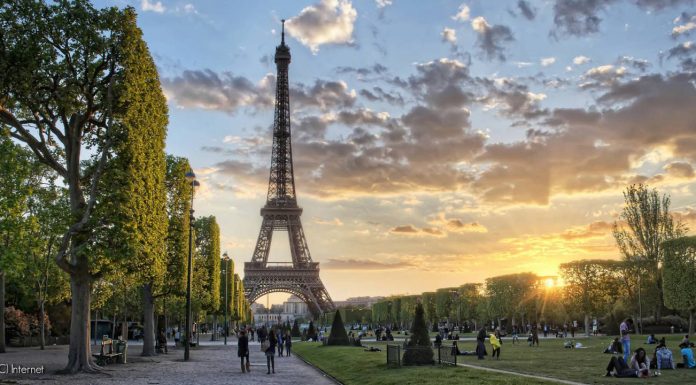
327, 310, 350, 346
403, 303, 434, 365
291, 319, 301, 337
307, 321, 317, 341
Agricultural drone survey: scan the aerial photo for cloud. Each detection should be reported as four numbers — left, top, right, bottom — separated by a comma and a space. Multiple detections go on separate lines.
141, 0, 165, 13
673, 12, 696, 37
286, 0, 358, 53
390, 225, 445, 237
391, 225, 418, 233
664, 161, 695, 178
446, 219, 488, 233
517, 0, 537, 20
552, 0, 692, 37
314, 217, 345, 226
453, 4, 471, 22
375, 0, 392, 8
617, 56, 650, 72
559, 221, 613, 240
323, 258, 413, 270
441, 27, 457, 44
541, 57, 557, 66
573, 55, 591, 65
335, 63, 388, 78
471, 16, 515, 61
161, 70, 274, 113
359, 87, 405, 105
580, 64, 627, 88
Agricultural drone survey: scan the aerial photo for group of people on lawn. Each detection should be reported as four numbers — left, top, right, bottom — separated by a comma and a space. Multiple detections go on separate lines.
604, 318, 696, 378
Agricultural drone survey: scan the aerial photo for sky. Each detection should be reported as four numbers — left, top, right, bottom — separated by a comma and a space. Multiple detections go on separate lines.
97, 0, 696, 304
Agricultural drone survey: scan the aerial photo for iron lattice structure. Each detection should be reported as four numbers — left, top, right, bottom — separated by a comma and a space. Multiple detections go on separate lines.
244, 21, 335, 318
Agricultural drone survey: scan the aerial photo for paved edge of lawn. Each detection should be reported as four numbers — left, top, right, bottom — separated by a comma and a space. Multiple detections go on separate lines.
454, 362, 589, 385
292, 349, 344, 385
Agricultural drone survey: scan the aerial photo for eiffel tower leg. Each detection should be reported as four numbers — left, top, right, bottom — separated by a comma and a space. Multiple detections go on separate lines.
251, 216, 274, 264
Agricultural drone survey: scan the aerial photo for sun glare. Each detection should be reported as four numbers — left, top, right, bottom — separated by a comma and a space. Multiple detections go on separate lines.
545, 278, 555, 288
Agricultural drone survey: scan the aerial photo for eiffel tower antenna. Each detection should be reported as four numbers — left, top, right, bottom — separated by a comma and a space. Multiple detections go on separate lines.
244, 22, 335, 319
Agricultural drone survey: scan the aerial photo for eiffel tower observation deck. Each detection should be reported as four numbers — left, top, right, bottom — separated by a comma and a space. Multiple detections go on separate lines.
243, 20, 335, 318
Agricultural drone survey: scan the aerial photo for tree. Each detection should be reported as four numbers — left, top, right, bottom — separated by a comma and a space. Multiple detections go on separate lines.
421, 292, 437, 331
559, 260, 621, 336
327, 309, 349, 346
99, 7, 168, 356
485, 273, 538, 326
194, 216, 221, 313
457, 283, 483, 329
402, 303, 433, 365
435, 288, 455, 323
291, 319, 301, 337
1, 1, 167, 372
662, 236, 696, 334
0, 135, 33, 353
613, 184, 686, 322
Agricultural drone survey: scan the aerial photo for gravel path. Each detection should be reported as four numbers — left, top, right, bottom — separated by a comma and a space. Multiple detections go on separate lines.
0, 339, 336, 385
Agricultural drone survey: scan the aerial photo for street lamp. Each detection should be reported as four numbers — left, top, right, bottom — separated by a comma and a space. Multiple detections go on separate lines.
222, 252, 231, 346
184, 169, 200, 361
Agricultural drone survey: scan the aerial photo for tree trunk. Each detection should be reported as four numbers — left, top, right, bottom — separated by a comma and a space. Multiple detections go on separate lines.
141, 283, 156, 356
584, 313, 590, 337
0, 271, 5, 353
689, 309, 694, 336
60, 274, 99, 373
39, 300, 45, 350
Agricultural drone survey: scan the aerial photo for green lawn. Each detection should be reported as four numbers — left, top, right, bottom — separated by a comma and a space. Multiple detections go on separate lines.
293, 342, 556, 385
293, 335, 696, 385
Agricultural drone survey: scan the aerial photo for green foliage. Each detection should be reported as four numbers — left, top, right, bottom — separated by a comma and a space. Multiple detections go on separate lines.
0, 135, 32, 273
164, 156, 192, 296
613, 184, 687, 320
421, 292, 437, 327
371, 299, 391, 324
194, 216, 221, 312
292, 319, 301, 337
101, 6, 168, 284
663, 236, 696, 312
327, 310, 350, 346
403, 303, 434, 365
485, 273, 539, 322
435, 287, 456, 321
399, 295, 419, 328
559, 259, 622, 320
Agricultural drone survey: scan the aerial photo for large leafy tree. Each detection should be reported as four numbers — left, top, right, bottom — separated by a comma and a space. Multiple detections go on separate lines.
662, 236, 696, 334
485, 272, 538, 326
0, 135, 33, 353
194, 216, 221, 315
99, 7, 168, 357
559, 259, 622, 336
613, 184, 686, 322
0, 1, 166, 372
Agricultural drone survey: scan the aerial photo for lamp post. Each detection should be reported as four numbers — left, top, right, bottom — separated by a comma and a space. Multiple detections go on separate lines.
222, 252, 230, 345
184, 169, 200, 361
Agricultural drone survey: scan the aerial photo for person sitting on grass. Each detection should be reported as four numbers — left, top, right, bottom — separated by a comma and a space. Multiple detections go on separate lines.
678, 342, 696, 368
630, 347, 650, 376
605, 348, 650, 378
646, 334, 657, 344
604, 337, 623, 354
682, 335, 695, 348
652, 341, 675, 374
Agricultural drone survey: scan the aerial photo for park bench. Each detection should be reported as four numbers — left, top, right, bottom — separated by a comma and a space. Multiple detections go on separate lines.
93, 338, 123, 366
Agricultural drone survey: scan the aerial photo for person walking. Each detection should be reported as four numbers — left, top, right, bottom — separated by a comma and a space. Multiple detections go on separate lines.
265, 328, 277, 374
285, 330, 292, 356
277, 329, 284, 357
238, 330, 250, 373
490, 331, 501, 360
619, 318, 634, 362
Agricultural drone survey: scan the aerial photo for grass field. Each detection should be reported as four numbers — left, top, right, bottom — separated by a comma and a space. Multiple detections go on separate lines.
293, 335, 696, 385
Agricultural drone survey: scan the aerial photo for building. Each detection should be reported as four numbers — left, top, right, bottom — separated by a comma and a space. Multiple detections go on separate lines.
334, 296, 385, 308
252, 295, 311, 326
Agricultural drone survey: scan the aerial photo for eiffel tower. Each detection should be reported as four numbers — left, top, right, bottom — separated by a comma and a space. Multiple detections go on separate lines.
244, 20, 334, 318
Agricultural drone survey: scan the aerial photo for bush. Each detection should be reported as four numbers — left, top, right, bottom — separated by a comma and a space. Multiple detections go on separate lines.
4, 306, 30, 340
327, 310, 350, 346
291, 319, 301, 337
403, 303, 433, 365
307, 321, 316, 341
